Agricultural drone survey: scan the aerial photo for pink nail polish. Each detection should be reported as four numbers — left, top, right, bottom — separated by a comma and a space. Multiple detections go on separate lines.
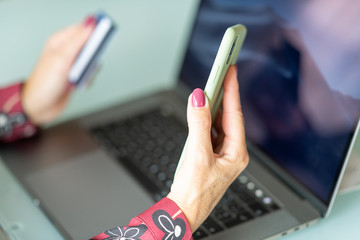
192, 88, 205, 107
83, 16, 96, 27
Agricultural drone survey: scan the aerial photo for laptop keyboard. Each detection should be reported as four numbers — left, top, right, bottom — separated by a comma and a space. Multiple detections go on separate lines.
91, 108, 280, 239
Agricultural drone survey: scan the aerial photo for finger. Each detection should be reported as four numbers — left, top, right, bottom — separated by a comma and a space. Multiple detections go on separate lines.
186, 88, 213, 153
212, 129, 224, 154
219, 65, 247, 157
213, 106, 223, 135
61, 16, 96, 61
46, 25, 80, 50
214, 130, 225, 152
211, 107, 224, 150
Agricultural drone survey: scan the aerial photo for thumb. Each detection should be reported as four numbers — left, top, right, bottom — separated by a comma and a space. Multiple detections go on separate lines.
186, 88, 212, 150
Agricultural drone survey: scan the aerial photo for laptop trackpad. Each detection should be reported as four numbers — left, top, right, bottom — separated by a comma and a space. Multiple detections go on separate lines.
26, 150, 154, 240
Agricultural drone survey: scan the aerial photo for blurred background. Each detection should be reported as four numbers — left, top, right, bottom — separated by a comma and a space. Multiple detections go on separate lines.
0, 0, 198, 124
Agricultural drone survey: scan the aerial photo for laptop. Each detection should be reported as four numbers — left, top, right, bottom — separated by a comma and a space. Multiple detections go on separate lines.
1, 1, 360, 239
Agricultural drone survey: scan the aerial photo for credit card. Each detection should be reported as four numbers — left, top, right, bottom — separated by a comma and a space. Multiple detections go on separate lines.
69, 12, 116, 86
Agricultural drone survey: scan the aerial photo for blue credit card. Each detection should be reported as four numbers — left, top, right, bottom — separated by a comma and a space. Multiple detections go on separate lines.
69, 12, 117, 86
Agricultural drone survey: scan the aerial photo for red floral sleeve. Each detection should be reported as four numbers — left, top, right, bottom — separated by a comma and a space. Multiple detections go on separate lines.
91, 198, 193, 240
0, 83, 38, 142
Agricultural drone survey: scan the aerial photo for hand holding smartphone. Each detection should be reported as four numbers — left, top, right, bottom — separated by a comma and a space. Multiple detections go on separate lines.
69, 12, 117, 86
176, 24, 247, 171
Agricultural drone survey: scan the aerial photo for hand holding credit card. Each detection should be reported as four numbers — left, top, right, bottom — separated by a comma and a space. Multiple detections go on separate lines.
69, 12, 117, 86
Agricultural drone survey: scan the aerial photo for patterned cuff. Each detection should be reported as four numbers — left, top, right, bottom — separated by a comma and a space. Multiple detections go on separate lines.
0, 83, 38, 142
91, 198, 193, 240
135, 197, 193, 240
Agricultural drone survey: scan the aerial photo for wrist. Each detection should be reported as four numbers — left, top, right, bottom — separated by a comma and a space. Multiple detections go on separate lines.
167, 190, 211, 232
21, 83, 41, 125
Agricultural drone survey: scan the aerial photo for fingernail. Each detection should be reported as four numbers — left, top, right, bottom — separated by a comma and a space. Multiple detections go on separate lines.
67, 82, 76, 91
83, 16, 96, 27
192, 88, 205, 107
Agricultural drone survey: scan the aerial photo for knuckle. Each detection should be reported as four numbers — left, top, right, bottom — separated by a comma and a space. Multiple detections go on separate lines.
189, 121, 210, 132
234, 149, 249, 173
239, 111, 245, 125
45, 36, 61, 52
189, 115, 211, 131
46, 36, 57, 47
242, 151, 250, 168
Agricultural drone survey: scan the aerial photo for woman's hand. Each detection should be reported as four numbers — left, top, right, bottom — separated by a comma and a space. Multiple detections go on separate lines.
167, 65, 249, 232
22, 16, 96, 125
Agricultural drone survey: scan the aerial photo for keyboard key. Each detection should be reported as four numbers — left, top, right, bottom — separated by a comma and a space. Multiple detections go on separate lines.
157, 172, 167, 182
230, 183, 254, 203
213, 208, 233, 222
246, 182, 255, 190
133, 149, 144, 161
165, 180, 172, 189
228, 201, 246, 214
239, 175, 248, 184
127, 141, 137, 153
236, 211, 253, 223
193, 228, 209, 239
135, 133, 148, 145
149, 164, 159, 174
165, 140, 176, 151
255, 189, 263, 198
168, 162, 178, 173
154, 194, 162, 202
222, 211, 253, 228
161, 190, 168, 197
141, 156, 152, 167
152, 147, 163, 158
129, 126, 141, 137
248, 203, 269, 216
203, 218, 223, 234
156, 135, 167, 145
175, 134, 186, 144
263, 196, 272, 205
149, 128, 161, 138
118, 147, 127, 157
230, 181, 247, 194
218, 192, 234, 206
145, 141, 156, 151
160, 155, 170, 165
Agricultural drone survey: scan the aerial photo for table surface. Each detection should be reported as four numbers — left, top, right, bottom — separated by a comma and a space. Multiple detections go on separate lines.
1, 0, 360, 239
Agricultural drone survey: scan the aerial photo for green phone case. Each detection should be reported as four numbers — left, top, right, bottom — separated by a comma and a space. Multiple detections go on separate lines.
204, 24, 247, 119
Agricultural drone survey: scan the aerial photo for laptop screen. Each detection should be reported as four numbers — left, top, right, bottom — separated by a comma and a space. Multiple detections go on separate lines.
179, 0, 360, 204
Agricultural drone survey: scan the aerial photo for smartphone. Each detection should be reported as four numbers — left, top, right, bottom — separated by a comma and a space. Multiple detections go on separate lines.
204, 24, 247, 119
175, 24, 246, 172
69, 12, 117, 86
